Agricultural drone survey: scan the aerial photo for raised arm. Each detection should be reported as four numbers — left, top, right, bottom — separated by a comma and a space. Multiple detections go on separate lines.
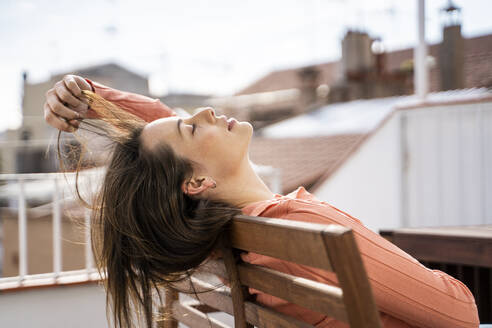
85, 78, 176, 122
44, 74, 176, 132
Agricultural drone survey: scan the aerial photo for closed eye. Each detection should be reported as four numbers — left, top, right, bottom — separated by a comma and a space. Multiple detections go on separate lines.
192, 123, 196, 135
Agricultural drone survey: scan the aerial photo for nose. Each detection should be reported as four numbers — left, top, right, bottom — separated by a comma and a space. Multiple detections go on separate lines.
194, 107, 216, 123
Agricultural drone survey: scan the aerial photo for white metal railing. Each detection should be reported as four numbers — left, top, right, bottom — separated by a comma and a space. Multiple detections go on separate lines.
0, 171, 99, 288
0, 165, 280, 289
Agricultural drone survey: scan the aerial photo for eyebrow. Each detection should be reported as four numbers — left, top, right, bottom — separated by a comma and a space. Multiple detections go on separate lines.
177, 119, 183, 138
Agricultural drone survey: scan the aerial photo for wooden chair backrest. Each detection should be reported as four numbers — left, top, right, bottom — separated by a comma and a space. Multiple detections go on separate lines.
161, 214, 382, 328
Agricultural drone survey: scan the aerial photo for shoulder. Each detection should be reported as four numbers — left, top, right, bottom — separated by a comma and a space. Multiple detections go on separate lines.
284, 196, 330, 214
283, 198, 364, 227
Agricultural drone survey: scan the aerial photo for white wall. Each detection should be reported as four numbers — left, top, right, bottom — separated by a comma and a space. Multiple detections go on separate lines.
314, 100, 492, 232
314, 112, 403, 233
403, 101, 492, 227
0, 282, 234, 328
0, 284, 109, 328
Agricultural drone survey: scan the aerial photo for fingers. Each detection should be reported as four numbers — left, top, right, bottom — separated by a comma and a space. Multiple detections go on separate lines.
46, 88, 82, 121
63, 75, 83, 97
64, 75, 93, 106
43, 102, 77, 132
73, 75, 93, 92
63, 75, 91, 103
44, 75, 93, 132
55, 81, 80, 107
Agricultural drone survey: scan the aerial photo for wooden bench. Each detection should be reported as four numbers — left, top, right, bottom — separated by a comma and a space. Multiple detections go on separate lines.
159, 214, 382, 328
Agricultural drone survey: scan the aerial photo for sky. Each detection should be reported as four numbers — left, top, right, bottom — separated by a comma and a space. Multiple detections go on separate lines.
1, 0, 491, 132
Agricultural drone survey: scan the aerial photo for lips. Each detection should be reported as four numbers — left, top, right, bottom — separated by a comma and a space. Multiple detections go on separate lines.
227, 118, 237, 131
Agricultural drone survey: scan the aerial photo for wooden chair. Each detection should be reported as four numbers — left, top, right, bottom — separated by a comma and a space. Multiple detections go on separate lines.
159, 214, 382, 328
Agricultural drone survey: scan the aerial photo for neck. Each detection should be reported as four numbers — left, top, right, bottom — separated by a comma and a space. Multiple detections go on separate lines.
215, 159, 276, 208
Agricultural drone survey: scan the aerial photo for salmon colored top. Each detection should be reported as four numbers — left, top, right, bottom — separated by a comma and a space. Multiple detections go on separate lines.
240, 187, 479, 328
86, 80, 479, 328
85, 79, 176, 121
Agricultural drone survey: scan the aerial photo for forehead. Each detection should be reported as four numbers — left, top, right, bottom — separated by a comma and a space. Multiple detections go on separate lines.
141, 117, 180, 150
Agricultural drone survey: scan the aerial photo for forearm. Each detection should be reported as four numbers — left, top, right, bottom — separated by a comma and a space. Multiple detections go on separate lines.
85, 79, 176, 122
286, 204, 480, 328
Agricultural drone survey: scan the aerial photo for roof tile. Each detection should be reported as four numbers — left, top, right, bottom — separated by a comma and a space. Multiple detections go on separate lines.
250, 134, 364, 193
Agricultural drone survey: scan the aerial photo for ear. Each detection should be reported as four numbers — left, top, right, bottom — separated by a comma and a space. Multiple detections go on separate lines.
181, 176, 217, 196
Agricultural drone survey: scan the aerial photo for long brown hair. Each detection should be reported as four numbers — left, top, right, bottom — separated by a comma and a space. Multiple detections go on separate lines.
58, 91, 241, 328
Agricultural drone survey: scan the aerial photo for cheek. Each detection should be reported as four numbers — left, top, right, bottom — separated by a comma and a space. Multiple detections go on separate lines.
186, 126, 250, 171
191, 130, 224, 159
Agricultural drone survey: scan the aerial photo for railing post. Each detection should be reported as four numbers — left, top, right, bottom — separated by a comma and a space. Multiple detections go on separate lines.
18, 179, 27, 282
53, 178, 62, 278
271, 168, 282, 194
84, 207, 93, 272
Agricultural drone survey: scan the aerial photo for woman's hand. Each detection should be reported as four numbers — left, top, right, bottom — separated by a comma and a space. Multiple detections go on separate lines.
44, 75, 92, 132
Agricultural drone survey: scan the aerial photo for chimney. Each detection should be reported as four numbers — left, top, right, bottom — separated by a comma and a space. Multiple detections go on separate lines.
341, 30, 375, 79
297, 66, 320, 111
439, 1, 464, 90
372, 37, 386, 75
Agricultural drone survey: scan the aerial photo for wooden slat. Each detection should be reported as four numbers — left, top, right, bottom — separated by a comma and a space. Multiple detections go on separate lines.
172, 302, 230, 328
390, 232, 492, 268
159, 288, 178, 328
489, 269, 492, 321
202, 260, 348, 322
385, 225, 492, 238
199, 259, 347, 322
221, 239, 252, 328
174, 277, 313, 328
250, 303, 314, 328
238, 263, 347, 322
172, 277, 234, 314
200, 259, 228, 278
322, 229, 382, 328
231, 215, 350, 272
190, 302, 220, 313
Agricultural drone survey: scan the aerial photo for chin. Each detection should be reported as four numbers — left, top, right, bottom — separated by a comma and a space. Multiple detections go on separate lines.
242, 121, 254, 135
236, 122, 253, 153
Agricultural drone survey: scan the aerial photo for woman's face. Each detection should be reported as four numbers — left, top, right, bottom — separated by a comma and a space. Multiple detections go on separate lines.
141, 107, 253, 179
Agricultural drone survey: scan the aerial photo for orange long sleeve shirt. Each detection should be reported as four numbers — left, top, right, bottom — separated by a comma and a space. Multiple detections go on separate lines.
86, 81, 480, 328
240, 187, 479, 328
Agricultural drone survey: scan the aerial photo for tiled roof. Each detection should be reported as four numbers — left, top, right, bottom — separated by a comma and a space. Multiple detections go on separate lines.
249, 134, 365, 194
236, 34, 492, 95
236, 62, 339, 95
261, 87, 492, 138
253, 88, 492, 194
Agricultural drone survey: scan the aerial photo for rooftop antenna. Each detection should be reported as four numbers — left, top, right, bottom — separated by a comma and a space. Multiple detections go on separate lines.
440, 0, 462, 27
414, 0, 428, 100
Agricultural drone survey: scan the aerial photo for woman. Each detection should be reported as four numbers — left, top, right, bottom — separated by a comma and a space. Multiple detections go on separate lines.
44, 75, 479, 328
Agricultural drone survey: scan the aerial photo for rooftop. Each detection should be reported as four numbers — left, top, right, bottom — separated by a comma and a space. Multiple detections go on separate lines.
236, 34, 492, 96
250, 134, 364, 194
251, 88, 492, 194
260, 88, 492, 138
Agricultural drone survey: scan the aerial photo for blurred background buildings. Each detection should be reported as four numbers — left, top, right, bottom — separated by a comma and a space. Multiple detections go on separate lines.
0, 0, 491, 326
